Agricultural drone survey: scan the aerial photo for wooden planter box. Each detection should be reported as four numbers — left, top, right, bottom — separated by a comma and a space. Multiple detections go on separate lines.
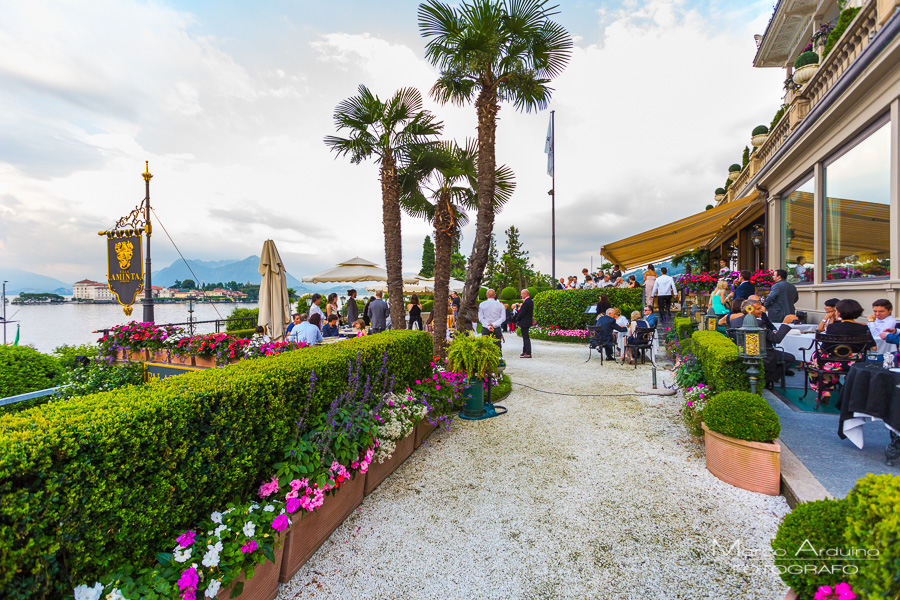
148, 350, 169, 363
703, 423, 781, 496
193, 355, 218, 368
413, 418, 437, 449
278, 471, 365, 583
217, 536, 285, 600
364, 431, 414, 496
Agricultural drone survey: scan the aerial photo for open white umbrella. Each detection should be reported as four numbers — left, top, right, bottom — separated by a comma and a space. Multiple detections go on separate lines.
302, 257, 418, 284
258, 240, 292, 341
366, 276, 465, 295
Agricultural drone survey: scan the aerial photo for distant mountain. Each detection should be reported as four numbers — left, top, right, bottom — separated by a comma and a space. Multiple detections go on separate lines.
152, 256, 314, 291
0, 268, 72, 295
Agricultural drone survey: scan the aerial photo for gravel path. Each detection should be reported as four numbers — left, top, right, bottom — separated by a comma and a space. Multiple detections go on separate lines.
277, 339, 790, 600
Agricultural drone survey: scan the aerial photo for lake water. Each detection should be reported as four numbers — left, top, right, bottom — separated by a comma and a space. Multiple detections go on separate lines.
1, 300, 259, 353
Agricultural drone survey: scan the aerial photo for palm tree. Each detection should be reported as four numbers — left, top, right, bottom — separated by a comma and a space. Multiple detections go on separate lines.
325, 85, 443, 329
418, 0, 572, 329
401, 140, 515, 357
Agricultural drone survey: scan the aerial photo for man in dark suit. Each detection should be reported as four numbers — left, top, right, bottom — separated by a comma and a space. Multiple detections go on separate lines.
595, 308, 628, 361
514, 289, 535, 358
369, 290, 390, 333
729, 270, 755, 302
730, 299, 795, 385
763, 269, 799, 323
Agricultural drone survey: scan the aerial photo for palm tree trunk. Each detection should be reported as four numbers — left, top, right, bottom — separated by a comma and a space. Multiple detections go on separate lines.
460, 87, 498, 330
381, 153, 406, 330
432, 192, 453, 358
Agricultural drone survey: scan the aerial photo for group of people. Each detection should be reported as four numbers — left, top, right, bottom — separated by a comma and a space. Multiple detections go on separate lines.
477, 288, 535, 357
592, 299, 659, 363
558, 266, 642, 291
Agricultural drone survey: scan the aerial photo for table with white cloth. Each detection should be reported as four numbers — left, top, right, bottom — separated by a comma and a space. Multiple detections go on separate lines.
838, 363, 900, 464
777, 328, 897, 359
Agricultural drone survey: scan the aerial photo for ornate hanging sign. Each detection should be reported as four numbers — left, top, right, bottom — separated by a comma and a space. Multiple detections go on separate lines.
99, 201, 148, 317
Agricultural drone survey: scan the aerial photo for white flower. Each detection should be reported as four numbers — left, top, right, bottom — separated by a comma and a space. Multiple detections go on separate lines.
213, 540, 223, 552
174, 547, 192, 563
201, 546, 220, 568
242, 521, 256, 537
74, 583, 104, 600
263, 504, 275, 513
106, 589, 125, 600
210, 511, 223, 524
205, 579, 222, 598
214, 524, 228, 538
248, 503, 259, 513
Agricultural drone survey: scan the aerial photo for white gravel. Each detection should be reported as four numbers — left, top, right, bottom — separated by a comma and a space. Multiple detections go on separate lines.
277, 339, 791, 600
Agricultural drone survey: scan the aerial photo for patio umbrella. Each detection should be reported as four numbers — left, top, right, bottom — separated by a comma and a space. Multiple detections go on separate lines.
366, 276, 465, 295
302, 257, 418, 284
258, 240, 292, 341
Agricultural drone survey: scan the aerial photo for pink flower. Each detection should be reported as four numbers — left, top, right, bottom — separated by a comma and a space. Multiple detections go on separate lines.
271, 514, 290, 531
240, 540, 258, 554
351, 461, 359, 469
176, 530, 196, 547
258, 476, 279, 498
286, 490, 298, 499
286, 497, 300, 513
177, 566, 199, 600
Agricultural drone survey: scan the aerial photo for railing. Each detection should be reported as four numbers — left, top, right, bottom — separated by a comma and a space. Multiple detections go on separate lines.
0, 386, 63, 408
95, 316, 257, 338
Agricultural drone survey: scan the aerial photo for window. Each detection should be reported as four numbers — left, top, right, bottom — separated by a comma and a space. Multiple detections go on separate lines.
823, 119, 891, 281
782, 177, 814, 284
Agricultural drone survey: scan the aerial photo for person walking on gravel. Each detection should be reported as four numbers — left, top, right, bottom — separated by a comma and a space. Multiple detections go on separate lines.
515, 288, 534, 358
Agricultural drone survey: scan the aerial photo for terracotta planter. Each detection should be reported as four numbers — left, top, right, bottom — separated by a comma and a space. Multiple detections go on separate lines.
278, 472, 365, 583
149, 350, 169, 363
193, 355, 218, 368
128, 350, 148, 362
702, 423, 781, 496
365, 431, 414, 496
414, 418, 437, 449
784, 589, 799, 600
217, 536, 285, 600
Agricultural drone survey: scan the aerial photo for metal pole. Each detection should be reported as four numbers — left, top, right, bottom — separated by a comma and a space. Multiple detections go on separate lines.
550, 110, 556, 284
2, 281, 6, 345
142, 162, 155, 323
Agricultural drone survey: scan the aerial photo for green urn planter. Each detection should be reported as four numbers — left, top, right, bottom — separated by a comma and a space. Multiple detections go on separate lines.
461, 377, 485, 418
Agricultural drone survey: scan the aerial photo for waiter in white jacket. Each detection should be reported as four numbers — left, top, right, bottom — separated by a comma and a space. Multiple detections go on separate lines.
478, 289, 507, 352
651, 267, 678, 326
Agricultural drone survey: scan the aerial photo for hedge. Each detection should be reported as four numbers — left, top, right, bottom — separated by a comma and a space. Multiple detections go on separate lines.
533, 289, 643, 330
0, 330, 431, 599
845, 474, 900, 599
702, 391, 780, 442
0, 346, 62, 398
674, 317, 694, 346
690, 330, 759, 392
229, 327, 257, 339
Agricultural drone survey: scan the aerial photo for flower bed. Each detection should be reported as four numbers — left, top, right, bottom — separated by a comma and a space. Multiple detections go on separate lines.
516, 325, 589, 343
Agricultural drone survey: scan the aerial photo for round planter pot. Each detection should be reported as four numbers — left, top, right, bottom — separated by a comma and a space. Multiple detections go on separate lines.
792, 63, 818, 85
727, 170, 740, 181
217, 534, 285, 600
714, 194, 726, 203
461, 378, 485, 418
702, 422, 781, 496
365, 431, 415, 496
751, 133, 769, 148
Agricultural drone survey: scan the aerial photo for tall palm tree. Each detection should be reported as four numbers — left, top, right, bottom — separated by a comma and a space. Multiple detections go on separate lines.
325, 85, 443, 329
400, 140, 515, 357
418, 0, 572, 329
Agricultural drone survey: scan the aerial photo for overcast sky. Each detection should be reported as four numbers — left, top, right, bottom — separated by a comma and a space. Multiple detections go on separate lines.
0, 0, 785, 285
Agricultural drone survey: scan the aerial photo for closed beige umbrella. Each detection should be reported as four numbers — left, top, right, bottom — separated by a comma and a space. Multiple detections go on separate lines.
302, 257, 418, 284
258, 240, 292, 342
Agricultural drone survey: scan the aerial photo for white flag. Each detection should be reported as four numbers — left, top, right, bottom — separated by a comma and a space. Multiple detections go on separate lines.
544, 116, 554, 177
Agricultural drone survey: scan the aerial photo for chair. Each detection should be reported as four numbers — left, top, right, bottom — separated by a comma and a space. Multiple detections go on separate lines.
802, 333, 873, 410
628, 327, 656, 369
586, 325, 616, 364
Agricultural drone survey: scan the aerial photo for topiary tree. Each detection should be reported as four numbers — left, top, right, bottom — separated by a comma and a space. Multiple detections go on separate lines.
823, 7, 862, 59
0, 346, 62, 397
728, 163, 742, 173
794, 50, 819, 69
702, 390, 780, 442
752, 125, 769, 136
526, 286, 538, 300
715, 188, 726, 195
500, 286, 517, 302
478, 287, 488, 301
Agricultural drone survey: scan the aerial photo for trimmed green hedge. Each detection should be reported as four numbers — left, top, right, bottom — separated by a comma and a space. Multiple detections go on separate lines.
229, 327, 257, 339
0, 331, 431, 599
500, 287, 517, 301
690, 331, 760, 392
702, 390, 780, 442
533, 289, 643, 330
674, 317, 693, 343
845, 474, 900, 599
0, 346, 62, 398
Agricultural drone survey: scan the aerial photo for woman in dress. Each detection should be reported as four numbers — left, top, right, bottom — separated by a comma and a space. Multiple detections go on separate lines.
710, 280, 730, 316
326, 293, 339, 319
627, 275, 639, 288
407, 293, 423, 331
807, 299, 874, 404
643, 264, 657, 307
622, 310, 643, 362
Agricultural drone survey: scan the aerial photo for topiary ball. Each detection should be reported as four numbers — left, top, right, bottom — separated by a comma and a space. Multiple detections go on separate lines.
752, 125, 769, 136
500, 287, 518, 302
702, 390, 780, 442
715, 188, 726, 195
771, 498, 851, 597
728, 163, 742, 172
794, 50, 819, 69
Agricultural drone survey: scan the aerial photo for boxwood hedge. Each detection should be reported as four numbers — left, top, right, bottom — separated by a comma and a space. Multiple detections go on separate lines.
690, 331, 759, 392
0, 330, 430, 599
0, 345, 62, 398
702, 390, 780, 443
845, 474, 900, 599
533, 289, 643, 330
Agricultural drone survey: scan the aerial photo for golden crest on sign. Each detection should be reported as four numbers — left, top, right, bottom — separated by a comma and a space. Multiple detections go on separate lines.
115, 241, 134, 271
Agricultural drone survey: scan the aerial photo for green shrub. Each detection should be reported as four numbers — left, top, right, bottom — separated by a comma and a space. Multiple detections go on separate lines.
421, 300, 434, 312
500, 286, 517, 301
845, 474, 900, 599
225, 307, 258, 331
57, 361, 146, 401
0, 330, 430, 599
702, 390, 780, 442
823, 7, 862, 59
794, 50, 819, 69
673, 353, 705, 389
715, 187, 726, 195
526, 286, 538, 300
492, 374, 512, 402
52, 344, 99, 369
0, 346, 62, 398
772, 498, 852, 597
691, 331, 760, 392
752, 125, 769, 136
770, 105, 786, 130
533, 289, 643, 330
728, 163, 741, 173
674, 317, 694, 344
229, 328, 257, 339
478, 287, 488, 301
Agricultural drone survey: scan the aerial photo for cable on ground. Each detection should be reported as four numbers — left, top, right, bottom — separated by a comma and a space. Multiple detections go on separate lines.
511, 382, 674, 398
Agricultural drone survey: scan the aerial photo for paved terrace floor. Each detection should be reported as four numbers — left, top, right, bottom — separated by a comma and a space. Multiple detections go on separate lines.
277, 339, 790, 600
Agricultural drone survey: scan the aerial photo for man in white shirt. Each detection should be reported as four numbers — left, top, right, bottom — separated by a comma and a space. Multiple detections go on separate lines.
651, 267, 678, 326
868, 299, 897, 339
598, 275, 614, 288
478, 289, 507, 352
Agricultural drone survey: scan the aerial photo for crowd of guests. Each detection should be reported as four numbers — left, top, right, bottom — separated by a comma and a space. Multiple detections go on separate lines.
591, 295, 659, 363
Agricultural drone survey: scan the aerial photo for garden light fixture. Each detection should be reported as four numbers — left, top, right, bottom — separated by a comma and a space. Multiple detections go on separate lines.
735, 315, 767, 394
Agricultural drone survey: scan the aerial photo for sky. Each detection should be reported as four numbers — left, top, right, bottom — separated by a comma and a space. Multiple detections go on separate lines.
0, 0, 786, 286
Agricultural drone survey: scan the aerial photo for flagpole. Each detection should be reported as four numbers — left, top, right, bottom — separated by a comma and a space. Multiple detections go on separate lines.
142, 162, 155, 323
550, 110, 556, 284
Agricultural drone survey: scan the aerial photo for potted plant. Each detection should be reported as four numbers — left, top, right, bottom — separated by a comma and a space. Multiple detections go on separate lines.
173, 332, 238, 367
727, 164, 742, 181
701, 390, 782, 495
714, 188, 726, 203
751, 125, 769, 148
793, 50, 819, 85
447, 332, 501, 419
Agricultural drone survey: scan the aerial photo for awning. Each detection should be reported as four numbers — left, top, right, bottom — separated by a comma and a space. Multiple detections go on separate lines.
601, 191, 761, 270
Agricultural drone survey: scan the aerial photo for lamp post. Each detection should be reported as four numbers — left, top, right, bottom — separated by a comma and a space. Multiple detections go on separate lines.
690, 304, 702, 330
142, 162, 155, 323
704, 314, 719, 332
735, 315, 767, 394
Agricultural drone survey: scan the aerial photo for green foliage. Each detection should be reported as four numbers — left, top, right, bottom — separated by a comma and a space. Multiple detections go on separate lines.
823, 7, 862, 59
715, 188, 726, 195
52, 344, 99, 369
742, 146, 750, 168
533, 289, 644, 330
0, 346, 62, 398
845, 474, 900, 599
421, 300, 434, 312
728, 163, 741, 173
770, 105, 786, 130
526, 286, 537, 300
772, 498, 852, 597
492, 374, 511, 402
500, 286, 517, 302
11, 292, 65, 304
517, 328, 584, 344
0, 331, 430, 599
752, 125, 769, 136
702, 390, 780, 442
674, 317, 694, 346
57, 361, 146, 401
478, 287, 488, 301
673, 353, 705, 389
705, 204, 714, 210
419, 235, 435, 277
447, 332, 501, 380
794, 50, 819, 69
226, 307, 259, 331
181, 278, 196, 289
691, 331, 760, 392
229, 328, 257, 339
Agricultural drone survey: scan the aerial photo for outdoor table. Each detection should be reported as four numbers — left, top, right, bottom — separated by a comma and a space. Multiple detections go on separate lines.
838, 363, 900, 464
778, 330, 817, 359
